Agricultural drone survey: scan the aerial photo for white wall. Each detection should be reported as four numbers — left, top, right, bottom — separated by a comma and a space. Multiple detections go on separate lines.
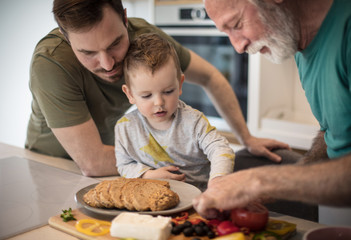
0, 0, 57, 147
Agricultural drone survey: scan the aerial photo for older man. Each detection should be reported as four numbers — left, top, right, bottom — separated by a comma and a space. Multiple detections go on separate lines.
193, 0, 351, 219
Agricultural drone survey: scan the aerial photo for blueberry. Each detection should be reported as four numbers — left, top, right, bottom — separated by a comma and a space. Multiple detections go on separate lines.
183, 221, 192, 227
197, 221, 206, 227
183, 227, 194, 237
207, 230, 216, 239
177, 224, 187, 230
202, 225, 211, 233
194, 226, 206, 236
171, 225, 184, 235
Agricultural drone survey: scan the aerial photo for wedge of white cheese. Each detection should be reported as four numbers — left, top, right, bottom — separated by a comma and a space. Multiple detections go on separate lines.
110, 212, 172, 240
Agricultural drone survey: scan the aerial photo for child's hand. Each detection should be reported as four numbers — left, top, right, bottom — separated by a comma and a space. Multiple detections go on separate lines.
142, 166, 185, 181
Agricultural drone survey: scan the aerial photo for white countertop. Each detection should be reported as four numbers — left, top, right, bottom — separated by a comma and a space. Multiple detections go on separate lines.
0, 142, 324, 240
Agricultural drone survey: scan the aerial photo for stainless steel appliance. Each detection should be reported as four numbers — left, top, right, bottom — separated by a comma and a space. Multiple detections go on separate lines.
155, 4, 248, 130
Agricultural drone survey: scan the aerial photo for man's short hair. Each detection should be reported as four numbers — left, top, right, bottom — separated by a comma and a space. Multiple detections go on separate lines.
53, 0, 125, 40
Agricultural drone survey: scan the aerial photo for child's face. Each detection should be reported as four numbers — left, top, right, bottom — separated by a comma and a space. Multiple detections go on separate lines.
122, 58, 184, 130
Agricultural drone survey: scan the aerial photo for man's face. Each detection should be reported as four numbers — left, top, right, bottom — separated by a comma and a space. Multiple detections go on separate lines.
205, 0, 298, 64
68, 6, 130, 83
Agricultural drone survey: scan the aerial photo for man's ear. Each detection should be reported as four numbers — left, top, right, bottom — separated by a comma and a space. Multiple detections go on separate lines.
58, 27, 70, 43
123, 8, 128, 27
179, 74, 185, 96
122, 84, 135, 104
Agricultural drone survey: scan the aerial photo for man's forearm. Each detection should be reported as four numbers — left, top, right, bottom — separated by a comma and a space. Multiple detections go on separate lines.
99, 145, 119, 176
193, 153, 351, 218
257, 155, 351, 206
52, 119, 118, 177
72, 144, 118, 177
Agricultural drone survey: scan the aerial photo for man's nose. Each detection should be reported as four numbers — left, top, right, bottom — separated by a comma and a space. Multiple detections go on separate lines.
99, 52, 115, 71
229, 34, 249, 54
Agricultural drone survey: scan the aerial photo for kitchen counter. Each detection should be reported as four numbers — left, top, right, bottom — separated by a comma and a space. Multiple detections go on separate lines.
0, 142, 107, 240
0, 142, 325, 240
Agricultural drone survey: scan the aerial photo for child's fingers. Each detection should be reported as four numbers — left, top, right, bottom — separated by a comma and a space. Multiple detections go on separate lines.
170, 173, 186, 181
163, 165, 179, 171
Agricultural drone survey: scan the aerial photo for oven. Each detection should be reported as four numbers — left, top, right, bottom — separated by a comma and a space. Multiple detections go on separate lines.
155, 4, 248, 131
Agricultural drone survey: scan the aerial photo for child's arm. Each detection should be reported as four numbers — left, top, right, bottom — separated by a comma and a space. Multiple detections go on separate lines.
142, 166, 186, 181
197, 114, 235, 180
116, 150, 153, 178
114, 118, 153, 178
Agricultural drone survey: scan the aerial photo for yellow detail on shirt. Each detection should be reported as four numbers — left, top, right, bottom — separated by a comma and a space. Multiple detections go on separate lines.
219, 153, 235, 160
138, 166, 151, 174
201, 115, 216, 133
140, 133, 175, 164
117, 117, 130, 124
219, 153, 235, 171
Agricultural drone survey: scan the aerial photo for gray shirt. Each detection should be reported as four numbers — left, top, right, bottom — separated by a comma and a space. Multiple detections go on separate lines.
115, 100, 235, 191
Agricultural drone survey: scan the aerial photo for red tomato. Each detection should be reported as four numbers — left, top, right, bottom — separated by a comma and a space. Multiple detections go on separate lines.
189, 218, 203, 225
217, 220, 240, 236
207, 219, 221, 228
230, 202, 269, 231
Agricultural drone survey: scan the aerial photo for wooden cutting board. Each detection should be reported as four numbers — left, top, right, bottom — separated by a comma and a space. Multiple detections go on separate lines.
48, 208, 209, 240
49, 209, 114, 240
49, 208, 296, 240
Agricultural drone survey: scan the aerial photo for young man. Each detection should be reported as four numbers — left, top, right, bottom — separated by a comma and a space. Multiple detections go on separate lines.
26, 0, 289, 177
115, 33, 235, 191
193, 0, 351, 218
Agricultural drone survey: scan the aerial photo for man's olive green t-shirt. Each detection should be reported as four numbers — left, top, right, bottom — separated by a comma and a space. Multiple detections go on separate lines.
25, 18, 191, 159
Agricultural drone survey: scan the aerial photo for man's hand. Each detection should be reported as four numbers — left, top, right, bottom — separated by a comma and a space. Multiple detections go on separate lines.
193, 169, 262, 219
142, 166, 186, 181
245, 136, 291, 163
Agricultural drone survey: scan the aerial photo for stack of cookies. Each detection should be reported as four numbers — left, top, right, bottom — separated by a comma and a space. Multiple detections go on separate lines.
83, 178, 180, 211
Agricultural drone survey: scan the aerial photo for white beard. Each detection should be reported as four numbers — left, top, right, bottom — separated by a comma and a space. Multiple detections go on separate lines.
246, 33, 297, 64
246, 1, 298, 64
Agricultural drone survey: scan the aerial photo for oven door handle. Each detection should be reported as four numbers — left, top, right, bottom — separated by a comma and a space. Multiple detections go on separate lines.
158, 27, 227, 37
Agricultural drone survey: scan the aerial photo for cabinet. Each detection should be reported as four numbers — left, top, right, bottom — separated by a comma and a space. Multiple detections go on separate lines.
123, 0, 203, 23
247, 54, 319, 150
123, 0, 155, 23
